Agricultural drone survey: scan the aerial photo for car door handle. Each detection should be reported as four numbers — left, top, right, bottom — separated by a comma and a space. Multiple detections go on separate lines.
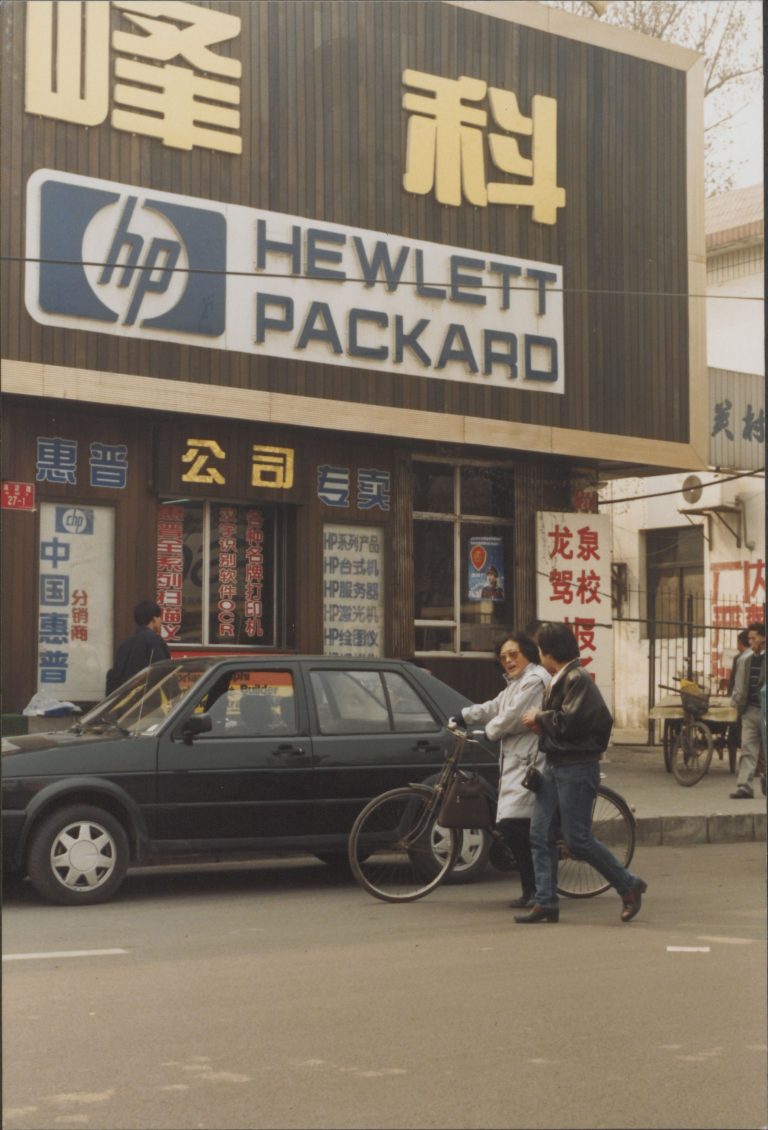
271, 744, 306, 757
413, 740, 442, 754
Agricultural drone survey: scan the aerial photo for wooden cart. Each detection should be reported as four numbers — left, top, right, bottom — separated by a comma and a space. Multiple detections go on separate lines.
649, 694, 739, 773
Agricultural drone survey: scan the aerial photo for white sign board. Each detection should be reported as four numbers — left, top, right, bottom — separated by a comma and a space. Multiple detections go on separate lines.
26, 168, 565, 394
37, 502, 114, 700
536, 511, 613, 714
323, 525, 385, 657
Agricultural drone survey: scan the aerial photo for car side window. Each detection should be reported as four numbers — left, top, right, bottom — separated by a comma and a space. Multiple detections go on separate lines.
195, 671, 296, 736
310, 670, 390, 734
384, 672, 439, 732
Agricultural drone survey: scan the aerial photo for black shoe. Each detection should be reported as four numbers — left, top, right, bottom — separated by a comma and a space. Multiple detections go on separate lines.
514, 904, 559, 923
509, 895, 535, 909
730, 787, 754, 799
620, 879, 647, 923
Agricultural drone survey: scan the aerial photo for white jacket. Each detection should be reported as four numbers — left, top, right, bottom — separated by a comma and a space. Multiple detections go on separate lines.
461, 663, 551, 820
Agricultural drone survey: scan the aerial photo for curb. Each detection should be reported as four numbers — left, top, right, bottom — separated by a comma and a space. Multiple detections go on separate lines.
636, 812, 766, 846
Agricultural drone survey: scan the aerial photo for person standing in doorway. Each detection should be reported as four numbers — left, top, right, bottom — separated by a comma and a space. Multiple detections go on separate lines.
518, 621, 648, 924
730, 621, 766, 800
106, 600, 171, 695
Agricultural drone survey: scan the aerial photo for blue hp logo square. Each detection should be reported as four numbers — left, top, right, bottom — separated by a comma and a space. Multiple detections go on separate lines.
33, 174, 226, 337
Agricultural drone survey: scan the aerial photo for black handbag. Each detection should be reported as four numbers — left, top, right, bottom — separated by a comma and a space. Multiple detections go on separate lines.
521, 764, 543, 793
437, 772, 493, 829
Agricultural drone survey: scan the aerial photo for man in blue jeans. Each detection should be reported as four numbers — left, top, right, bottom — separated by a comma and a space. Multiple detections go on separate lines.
519, 622, 647, 924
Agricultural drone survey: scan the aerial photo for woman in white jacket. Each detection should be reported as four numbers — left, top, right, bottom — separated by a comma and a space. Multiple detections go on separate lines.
456, 632, 551, 908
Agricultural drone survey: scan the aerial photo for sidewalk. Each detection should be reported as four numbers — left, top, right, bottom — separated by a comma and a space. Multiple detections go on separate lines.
601, 742, 766, 845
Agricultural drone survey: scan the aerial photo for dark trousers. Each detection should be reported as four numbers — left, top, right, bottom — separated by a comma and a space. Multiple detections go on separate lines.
496, 817, 536, 898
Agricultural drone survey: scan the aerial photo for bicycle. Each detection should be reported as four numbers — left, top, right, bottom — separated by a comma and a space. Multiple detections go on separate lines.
347, 725, 636, 903
660, 679, 714, 787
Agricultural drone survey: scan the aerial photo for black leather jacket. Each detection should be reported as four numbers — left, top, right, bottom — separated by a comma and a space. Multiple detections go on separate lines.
536, 659, 613, 766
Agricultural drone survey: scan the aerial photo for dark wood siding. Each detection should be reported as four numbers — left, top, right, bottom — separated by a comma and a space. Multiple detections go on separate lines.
1, 0, 689, 443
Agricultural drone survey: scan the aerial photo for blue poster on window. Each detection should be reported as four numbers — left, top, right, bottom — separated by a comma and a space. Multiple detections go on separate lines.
468, 537, 505, 602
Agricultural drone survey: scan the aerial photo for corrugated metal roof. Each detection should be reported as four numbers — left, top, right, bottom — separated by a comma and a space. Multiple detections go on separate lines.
706, 184, 764, 249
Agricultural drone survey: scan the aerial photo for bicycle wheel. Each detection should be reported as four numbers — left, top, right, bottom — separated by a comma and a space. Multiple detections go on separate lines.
557, 786, 636, 899
671, 722, 714, 786
348, 785, 460, 902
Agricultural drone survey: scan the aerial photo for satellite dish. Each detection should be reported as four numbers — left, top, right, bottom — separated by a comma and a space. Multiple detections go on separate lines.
682, 475, 703, 504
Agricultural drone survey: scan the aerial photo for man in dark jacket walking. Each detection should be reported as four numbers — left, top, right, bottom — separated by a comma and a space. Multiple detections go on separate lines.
106, 600, 171, 695
517, 621, 647, 924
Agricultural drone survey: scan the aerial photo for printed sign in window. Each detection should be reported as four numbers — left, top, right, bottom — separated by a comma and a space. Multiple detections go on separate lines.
323, 525, 385, 657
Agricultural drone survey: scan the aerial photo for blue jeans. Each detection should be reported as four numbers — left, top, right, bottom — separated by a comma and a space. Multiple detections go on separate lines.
529, 760, 641, 908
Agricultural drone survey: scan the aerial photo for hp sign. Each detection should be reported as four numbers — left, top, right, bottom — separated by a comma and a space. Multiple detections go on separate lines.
26, 170, 226, 338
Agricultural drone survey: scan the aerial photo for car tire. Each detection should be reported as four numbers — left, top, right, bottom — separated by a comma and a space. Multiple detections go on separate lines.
431, 823, 492, 885
26, 804, 130, 906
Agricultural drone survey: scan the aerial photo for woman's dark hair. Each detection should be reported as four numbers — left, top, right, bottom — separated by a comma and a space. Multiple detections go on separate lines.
495, 631, 540, 666
536, 622, 580, 664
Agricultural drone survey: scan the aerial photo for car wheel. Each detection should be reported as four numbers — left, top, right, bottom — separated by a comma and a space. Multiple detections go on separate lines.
26, 805, 129, 906
430, 822, 492, 884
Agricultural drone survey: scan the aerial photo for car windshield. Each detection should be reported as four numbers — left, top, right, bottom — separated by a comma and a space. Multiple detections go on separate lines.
75, 661, 212, 736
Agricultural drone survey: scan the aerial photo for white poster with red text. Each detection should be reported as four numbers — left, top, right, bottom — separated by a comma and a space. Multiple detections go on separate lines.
536, 511, 613, 716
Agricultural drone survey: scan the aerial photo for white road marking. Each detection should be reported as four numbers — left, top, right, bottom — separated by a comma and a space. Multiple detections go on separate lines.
3, 948, 128, 961
666, 946, 711, 953
697, 935, 754, 945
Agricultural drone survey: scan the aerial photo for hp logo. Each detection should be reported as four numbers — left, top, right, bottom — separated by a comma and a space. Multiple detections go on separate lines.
33, 174, 226, 337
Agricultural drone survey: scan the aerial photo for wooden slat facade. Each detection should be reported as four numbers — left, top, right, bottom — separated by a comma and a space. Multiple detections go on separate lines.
2, 0, 692, 441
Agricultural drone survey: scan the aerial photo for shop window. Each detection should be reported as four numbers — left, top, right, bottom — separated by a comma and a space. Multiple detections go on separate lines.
414, 462, 515, 656
645, 527, 705, 640
156, 501, 286, 648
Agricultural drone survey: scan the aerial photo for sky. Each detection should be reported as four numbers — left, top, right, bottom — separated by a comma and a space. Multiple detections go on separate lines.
728, 95, 764, 189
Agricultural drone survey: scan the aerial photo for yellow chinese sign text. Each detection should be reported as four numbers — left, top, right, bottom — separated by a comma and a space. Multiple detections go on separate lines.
25, 0, 242, 154
251, 447, 294, 490
402, 69, 565, 224
181, 439, 227, 485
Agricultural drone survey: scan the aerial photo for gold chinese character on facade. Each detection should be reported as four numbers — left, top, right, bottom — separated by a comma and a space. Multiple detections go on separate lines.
181, 438, 227, 484
25, 0, 242, 154
402, 69, 565, 224
251, 446, 294, 490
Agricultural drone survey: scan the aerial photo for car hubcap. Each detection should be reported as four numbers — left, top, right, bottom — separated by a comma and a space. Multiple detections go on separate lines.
50, 822, 117, 890
431, 824, 484, 872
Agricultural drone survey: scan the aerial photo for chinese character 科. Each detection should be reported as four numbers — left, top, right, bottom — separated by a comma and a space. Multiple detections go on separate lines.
402, 69, 565, 224
357, 469, 391, 512
402, 70, 489, 206
317, 466, 351, 508
90, 442, 128, 488
181, 438, 226, 484
742, 404, 765, 443
486, 88, 566, 224
251, 446, 294, 490
36, 437, 78, 485
711, 399, 734, 441
547, 523, 573, 559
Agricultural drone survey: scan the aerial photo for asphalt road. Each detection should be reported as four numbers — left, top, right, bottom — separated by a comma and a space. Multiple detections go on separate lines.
3, 843, 766, 1130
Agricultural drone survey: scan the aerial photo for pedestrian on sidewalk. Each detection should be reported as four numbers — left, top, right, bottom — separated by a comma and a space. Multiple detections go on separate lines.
106, 600, 171, 696
518, 621, 647, 924
730, 621, 766, 800
452, 632, 550, 908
